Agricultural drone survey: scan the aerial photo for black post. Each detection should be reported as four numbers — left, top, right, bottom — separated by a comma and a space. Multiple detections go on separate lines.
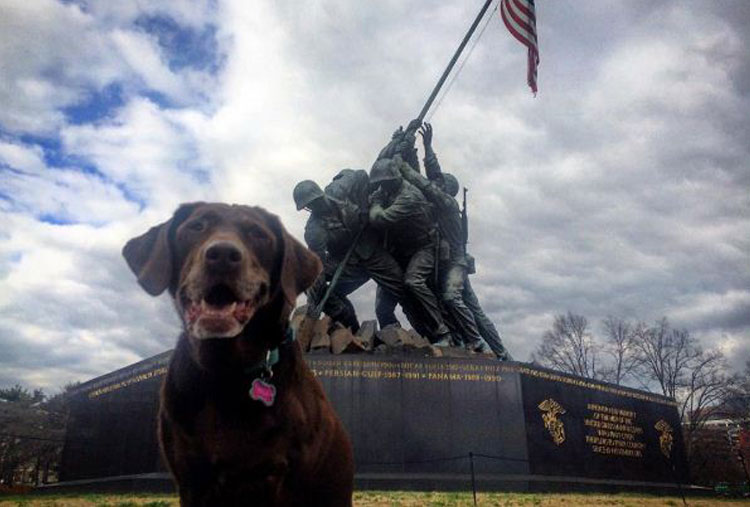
469, 451, 477, 506
417, 0, 495, 122
665, 455, 687, 507
739, 449, 750, 485
672, 463, 688, 507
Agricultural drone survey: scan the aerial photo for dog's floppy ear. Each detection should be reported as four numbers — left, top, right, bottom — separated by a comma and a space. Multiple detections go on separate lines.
263, 210, 322, 306
280, 230, 323, 306
122, 203, 202, 296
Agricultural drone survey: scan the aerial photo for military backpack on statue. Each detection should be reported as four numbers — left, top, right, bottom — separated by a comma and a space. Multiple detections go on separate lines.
325, 169, 370, 211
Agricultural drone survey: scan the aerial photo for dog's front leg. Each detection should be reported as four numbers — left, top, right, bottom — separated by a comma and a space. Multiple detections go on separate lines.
160, 416, 213, 506
171, 457, 216, 507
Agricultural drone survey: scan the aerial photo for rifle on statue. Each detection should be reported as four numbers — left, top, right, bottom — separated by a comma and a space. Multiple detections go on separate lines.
311, 229, 364, 319
296, 228, 364, 350
462, 187, 469, 248
462, 187, 475, 274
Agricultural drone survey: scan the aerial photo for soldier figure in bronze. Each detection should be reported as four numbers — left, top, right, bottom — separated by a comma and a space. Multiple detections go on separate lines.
293, 174, 407, 332
396, 154, 490, 354
418, 122, 512, 360
376, 119, 422, 172
290, 119, 512, 359
368, 158, 454, 345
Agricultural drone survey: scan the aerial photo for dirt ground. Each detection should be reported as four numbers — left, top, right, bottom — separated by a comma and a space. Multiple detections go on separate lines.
0, 492, 748, 506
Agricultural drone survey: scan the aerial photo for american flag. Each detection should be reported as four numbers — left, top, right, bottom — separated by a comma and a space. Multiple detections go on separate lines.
500, 0, 540, 94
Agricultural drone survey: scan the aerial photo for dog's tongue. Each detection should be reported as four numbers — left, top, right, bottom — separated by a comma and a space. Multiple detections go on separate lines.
186, 300, 233, 321
202, 300, 237, 318
185, 300, 256, 338
233, 301, 255, 322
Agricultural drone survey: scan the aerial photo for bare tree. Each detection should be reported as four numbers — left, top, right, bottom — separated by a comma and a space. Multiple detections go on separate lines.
730, 360, 750, 419
631, 318, 695, 398
599, 316, 638, 385
633, 318, 736, 476
682, 350, 737, 464
533, 312, 601, 379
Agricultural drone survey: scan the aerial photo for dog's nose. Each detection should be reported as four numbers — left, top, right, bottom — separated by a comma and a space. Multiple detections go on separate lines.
204, 241, 243, 272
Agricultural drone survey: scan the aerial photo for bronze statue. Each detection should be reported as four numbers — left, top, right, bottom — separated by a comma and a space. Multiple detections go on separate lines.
396, 152, 489, 354
291, 120, 511, 360
419, 122, 512, 360
368, 158, 453, 345
375, 119, 422, 172
293, 173, 407, 331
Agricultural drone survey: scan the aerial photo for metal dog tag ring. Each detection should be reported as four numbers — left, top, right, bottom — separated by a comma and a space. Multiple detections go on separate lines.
263, 350, 274, 379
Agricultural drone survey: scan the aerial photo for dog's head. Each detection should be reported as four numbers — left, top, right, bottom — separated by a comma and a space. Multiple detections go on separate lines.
123, 203, 321, 361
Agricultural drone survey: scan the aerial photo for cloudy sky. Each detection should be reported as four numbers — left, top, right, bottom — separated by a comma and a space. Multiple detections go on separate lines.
1, 0, 748, 391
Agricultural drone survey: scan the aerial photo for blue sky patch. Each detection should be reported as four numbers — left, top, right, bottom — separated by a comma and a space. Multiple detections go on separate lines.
135, 15, 223, 74
115, 182, 147, 211
140, 89, 178, 109
59, 0, 88, 12
63, 83, 125, 125
0, 189, 13, 205
38, 213, 79, 226
17, 133, 101, 176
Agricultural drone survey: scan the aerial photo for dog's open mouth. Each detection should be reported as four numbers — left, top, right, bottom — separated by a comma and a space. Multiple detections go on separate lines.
183, 283, 257, 339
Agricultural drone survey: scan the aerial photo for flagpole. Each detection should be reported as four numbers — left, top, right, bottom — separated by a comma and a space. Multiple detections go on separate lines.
417, 0, 495, 122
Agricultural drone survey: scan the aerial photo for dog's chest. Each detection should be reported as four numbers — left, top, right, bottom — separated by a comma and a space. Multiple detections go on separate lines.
189, 406, 293, 503
194, 400, 289, 467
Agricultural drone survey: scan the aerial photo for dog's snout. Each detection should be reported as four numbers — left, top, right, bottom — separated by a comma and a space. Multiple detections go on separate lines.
204, 241, 243, 272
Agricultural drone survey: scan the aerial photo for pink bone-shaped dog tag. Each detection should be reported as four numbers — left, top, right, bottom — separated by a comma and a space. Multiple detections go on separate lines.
249, 378, 276, 407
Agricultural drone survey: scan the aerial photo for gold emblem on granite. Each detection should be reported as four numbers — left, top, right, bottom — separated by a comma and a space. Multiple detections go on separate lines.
655, 419, 673, 458
538, 398, 566, 445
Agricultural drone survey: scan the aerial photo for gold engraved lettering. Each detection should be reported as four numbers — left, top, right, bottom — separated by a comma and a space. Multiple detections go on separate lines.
302, 359, 674, 407
306, 359, 505, 383
87, 366, 168, 399
584, 403, 645, 458
499, 365, 677, 407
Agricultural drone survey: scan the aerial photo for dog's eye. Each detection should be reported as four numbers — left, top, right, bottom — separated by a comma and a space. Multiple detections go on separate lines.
244, 224, 269, 241
187, 220, 205, 232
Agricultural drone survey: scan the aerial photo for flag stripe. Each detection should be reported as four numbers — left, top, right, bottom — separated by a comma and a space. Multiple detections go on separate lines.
527, 48, 538, 94
501, 0, 538, 51
511, 0, 537, 44
511, 0, 536, 24
500, 0, 539, 94
505, 0, 537, 43
506, 6, 537, 46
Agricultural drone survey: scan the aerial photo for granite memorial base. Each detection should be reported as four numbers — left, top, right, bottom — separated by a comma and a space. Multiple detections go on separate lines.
58, 352, 690, 493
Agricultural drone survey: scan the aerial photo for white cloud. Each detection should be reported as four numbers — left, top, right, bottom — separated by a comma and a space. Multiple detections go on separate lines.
79, 1, 217, 30
0, 0, 100, 133
0, 141, 46, 174
110, 30, 189, 101
3, 167, 138, 224
61, 97, 212, 214
1, 138, 139, 223
0, 0, 219, 135
0, 212, 180, 388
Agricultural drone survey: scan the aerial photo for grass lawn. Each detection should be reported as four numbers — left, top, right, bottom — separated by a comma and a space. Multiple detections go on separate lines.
0, 492, 748, 506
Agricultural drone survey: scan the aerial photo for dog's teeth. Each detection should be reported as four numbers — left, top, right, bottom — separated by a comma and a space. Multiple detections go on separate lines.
201, 299, 208, 310
229, 302, 237, 312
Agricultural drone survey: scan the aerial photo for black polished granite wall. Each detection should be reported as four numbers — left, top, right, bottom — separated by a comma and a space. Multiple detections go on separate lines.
61, 353, 688, 489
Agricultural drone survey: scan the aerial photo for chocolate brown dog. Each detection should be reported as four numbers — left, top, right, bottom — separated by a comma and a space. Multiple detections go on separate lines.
123, 203, 354, 506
